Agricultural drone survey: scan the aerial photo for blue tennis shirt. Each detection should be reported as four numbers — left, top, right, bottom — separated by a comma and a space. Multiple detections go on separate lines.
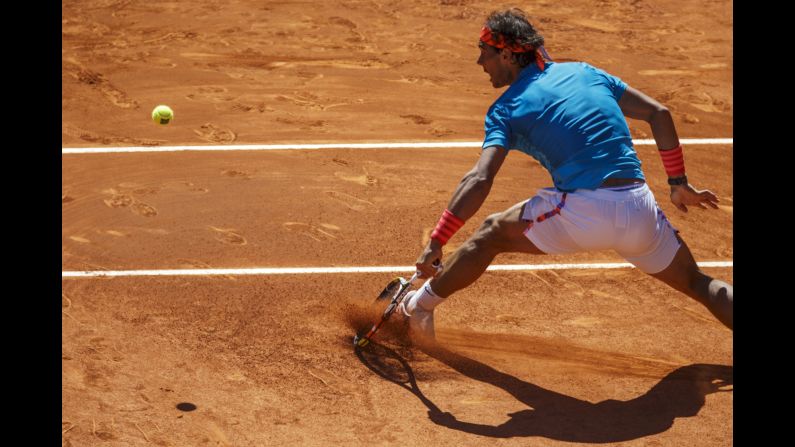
482, 61, 644, 191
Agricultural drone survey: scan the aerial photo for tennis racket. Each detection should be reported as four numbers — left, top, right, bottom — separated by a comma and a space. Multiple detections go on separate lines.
353, 260, 441, 348
353, 271, 420, 348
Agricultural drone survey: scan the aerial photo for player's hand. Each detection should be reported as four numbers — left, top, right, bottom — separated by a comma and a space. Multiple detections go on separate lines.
670, 183, 720, 213
416, 239, 443, 278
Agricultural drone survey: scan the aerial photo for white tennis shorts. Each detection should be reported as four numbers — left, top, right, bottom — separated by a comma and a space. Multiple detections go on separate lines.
521, 183, 680, 274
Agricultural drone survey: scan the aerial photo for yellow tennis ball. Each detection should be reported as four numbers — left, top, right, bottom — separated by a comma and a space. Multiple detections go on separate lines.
151, 105, 174, 125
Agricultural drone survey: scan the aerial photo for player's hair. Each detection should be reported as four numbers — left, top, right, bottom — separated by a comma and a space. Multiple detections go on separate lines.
484, 8, 545, 68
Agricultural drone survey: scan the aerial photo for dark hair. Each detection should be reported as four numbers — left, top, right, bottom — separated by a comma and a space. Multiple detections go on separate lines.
485, 8, 544, 68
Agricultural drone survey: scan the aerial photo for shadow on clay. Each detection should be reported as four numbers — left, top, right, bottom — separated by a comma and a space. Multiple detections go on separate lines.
355, 340, 732, 442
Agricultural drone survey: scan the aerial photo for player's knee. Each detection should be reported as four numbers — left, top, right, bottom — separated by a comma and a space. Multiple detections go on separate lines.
471, 213, 510, 252
655, 245, 702, 295
685, 264, 711, 291
683, 267, 715, 305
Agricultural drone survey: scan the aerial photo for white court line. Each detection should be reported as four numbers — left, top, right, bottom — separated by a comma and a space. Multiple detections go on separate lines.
62, 138, 733, 154
62, 261, 732, 278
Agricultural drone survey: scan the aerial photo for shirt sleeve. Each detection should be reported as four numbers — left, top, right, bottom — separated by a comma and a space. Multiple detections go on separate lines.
482, 102, 512, 150
583, 63, 627, 101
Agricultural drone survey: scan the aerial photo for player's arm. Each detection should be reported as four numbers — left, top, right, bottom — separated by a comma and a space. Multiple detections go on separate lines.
447, 145, 508, 220
618, 86, 719, 212
415, 145, 508, 277
618, 85, 679, 151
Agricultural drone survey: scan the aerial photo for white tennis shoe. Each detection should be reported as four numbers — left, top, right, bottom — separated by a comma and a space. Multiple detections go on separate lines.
399, 290, 436, 343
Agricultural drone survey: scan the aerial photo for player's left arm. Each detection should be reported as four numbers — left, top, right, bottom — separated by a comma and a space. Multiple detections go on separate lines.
618, 85, 720, 212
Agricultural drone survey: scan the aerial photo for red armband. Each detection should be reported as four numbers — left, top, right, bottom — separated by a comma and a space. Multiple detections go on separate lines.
430, 209, 465, 245
659, 144, 686, 177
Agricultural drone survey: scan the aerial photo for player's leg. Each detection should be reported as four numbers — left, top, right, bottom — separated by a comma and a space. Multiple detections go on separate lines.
649, 236, 733, 330
401, 200, 543, 342
616, 185, 733, 330
429, 200, 544, 298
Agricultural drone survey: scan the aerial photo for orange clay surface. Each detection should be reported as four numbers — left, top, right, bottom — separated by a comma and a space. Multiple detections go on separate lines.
62, 0, 732, 445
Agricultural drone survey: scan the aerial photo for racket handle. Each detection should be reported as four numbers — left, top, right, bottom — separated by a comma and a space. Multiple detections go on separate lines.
413, 259, 442, 280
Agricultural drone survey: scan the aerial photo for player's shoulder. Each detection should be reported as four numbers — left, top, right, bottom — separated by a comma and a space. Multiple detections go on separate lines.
560, 61, 622, 85
551, 60, 600, 73
487, 94, 516, 120
573, 61, 616, 78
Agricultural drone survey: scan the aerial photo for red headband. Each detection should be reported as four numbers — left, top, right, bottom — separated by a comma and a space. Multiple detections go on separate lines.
480, 26, 546, 71
480, 26, 533, 53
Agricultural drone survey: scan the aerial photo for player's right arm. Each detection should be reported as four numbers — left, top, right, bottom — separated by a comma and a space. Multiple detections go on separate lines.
447, 145, 508, 220
415, 145, 508, 278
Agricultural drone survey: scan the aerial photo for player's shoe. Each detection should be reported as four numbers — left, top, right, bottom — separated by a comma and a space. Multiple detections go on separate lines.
398, 290, 436, 343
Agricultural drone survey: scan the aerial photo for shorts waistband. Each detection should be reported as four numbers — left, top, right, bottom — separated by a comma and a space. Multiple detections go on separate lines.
601, 182, 647, 192
563, 182, 650, 200
599, 178, 646, 188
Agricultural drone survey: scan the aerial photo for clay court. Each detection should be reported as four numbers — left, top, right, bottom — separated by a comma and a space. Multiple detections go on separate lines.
62, 0, 732, 445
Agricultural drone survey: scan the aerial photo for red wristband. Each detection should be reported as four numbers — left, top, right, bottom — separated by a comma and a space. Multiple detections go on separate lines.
430, 209, 465, 245
660, 144, 686, 177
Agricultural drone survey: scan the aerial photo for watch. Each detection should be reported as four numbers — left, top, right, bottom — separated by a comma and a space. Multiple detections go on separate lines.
667, 175, 688, 186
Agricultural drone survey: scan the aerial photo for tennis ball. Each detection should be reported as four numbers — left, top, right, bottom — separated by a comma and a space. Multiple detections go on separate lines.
151, 105, 174, 125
